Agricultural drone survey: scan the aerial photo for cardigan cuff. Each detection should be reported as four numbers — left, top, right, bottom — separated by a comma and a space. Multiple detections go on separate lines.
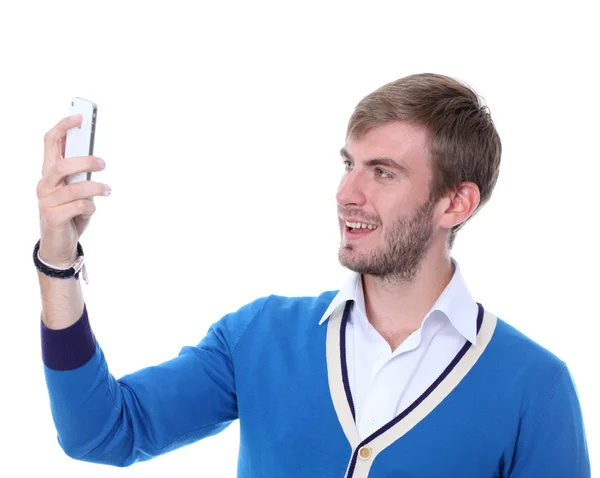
41, 304, 97, 371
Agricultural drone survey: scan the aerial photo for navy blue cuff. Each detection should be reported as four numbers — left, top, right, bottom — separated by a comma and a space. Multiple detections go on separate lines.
41, 304, 97, 371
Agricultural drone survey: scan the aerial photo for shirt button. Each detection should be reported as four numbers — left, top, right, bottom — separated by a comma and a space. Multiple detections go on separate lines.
358, 446, 372, 460
369, 416, 375, 424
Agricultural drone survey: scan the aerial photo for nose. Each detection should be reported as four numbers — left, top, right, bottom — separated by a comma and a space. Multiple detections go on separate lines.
336, 168, 367, 208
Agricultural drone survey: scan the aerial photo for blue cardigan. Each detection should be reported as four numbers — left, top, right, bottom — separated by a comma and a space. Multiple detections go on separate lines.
41, 292, 590, 477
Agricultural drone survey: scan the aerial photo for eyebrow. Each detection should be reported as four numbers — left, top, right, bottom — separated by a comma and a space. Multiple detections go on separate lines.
340, 148, 410, 175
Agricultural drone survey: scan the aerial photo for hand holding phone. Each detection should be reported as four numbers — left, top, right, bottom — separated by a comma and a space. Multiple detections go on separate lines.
64, 97, 97, 184
36, 98, 108, 268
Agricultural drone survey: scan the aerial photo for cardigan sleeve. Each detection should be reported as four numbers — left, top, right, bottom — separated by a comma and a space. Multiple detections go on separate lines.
41, 297, 266, 467
507, 363, 591, 477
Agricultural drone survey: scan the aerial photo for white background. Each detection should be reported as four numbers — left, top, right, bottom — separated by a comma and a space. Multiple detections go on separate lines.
0, 0, 597, 475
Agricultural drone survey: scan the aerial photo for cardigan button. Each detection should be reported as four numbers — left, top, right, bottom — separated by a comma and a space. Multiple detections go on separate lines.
358, 446, 372, 460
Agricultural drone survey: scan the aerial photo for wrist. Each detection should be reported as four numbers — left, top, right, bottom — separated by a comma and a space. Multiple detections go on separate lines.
34, 240, 88, 284
38, 254, 76, 270
38, 248, 78, 269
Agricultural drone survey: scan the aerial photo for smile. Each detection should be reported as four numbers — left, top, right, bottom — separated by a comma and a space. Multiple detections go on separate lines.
345, 221, 378, 231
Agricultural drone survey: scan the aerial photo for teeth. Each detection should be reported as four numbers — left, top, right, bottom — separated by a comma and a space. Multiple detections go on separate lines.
345, 221, 378, 230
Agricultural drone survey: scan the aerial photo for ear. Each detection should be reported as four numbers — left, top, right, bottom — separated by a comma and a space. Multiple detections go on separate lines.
438, 182, 480, 230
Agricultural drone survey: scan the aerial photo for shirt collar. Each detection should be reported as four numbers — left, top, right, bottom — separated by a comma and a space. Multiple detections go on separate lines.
318, 271, 362, 326
318, 258, 478, 344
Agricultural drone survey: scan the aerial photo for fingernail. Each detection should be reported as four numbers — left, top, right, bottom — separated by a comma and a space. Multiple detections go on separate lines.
104, 186, 112, 196
98, 158, 106, 169
71, 114, 82, 121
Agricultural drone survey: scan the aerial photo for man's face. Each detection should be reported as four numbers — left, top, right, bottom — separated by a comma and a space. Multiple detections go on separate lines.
336, 121, 439, 282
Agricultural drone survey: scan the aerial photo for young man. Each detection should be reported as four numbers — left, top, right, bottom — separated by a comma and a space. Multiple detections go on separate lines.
36, 73, 590, 477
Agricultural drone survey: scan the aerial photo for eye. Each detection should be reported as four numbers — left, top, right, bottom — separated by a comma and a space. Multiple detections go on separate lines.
343, 160, 354, 170
375, 168, 391, 178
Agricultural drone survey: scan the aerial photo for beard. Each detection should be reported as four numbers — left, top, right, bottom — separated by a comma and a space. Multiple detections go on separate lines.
338, 197, 436, 283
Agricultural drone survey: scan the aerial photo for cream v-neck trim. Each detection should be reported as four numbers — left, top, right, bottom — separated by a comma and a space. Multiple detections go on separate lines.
325, 301, 498, 478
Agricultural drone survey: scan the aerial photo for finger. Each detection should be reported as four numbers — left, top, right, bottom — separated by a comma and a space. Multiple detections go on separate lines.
42, 114, 82, 176
45, 155, 105, 189
43, 199, 97, 229
60, 134, 66, 159
40, 180, 110, 208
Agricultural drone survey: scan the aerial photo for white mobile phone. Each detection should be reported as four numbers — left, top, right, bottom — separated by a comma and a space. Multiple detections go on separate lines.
64, 97, 97, 185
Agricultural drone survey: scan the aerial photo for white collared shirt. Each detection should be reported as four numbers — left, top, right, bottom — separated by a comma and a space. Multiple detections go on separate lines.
319, 258, 479, 440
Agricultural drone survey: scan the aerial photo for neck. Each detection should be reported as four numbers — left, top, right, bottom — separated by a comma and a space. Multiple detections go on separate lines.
361, 246, 455, 339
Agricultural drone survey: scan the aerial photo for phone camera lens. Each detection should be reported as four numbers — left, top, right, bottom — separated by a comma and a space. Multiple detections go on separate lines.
71, 101, 74, 106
